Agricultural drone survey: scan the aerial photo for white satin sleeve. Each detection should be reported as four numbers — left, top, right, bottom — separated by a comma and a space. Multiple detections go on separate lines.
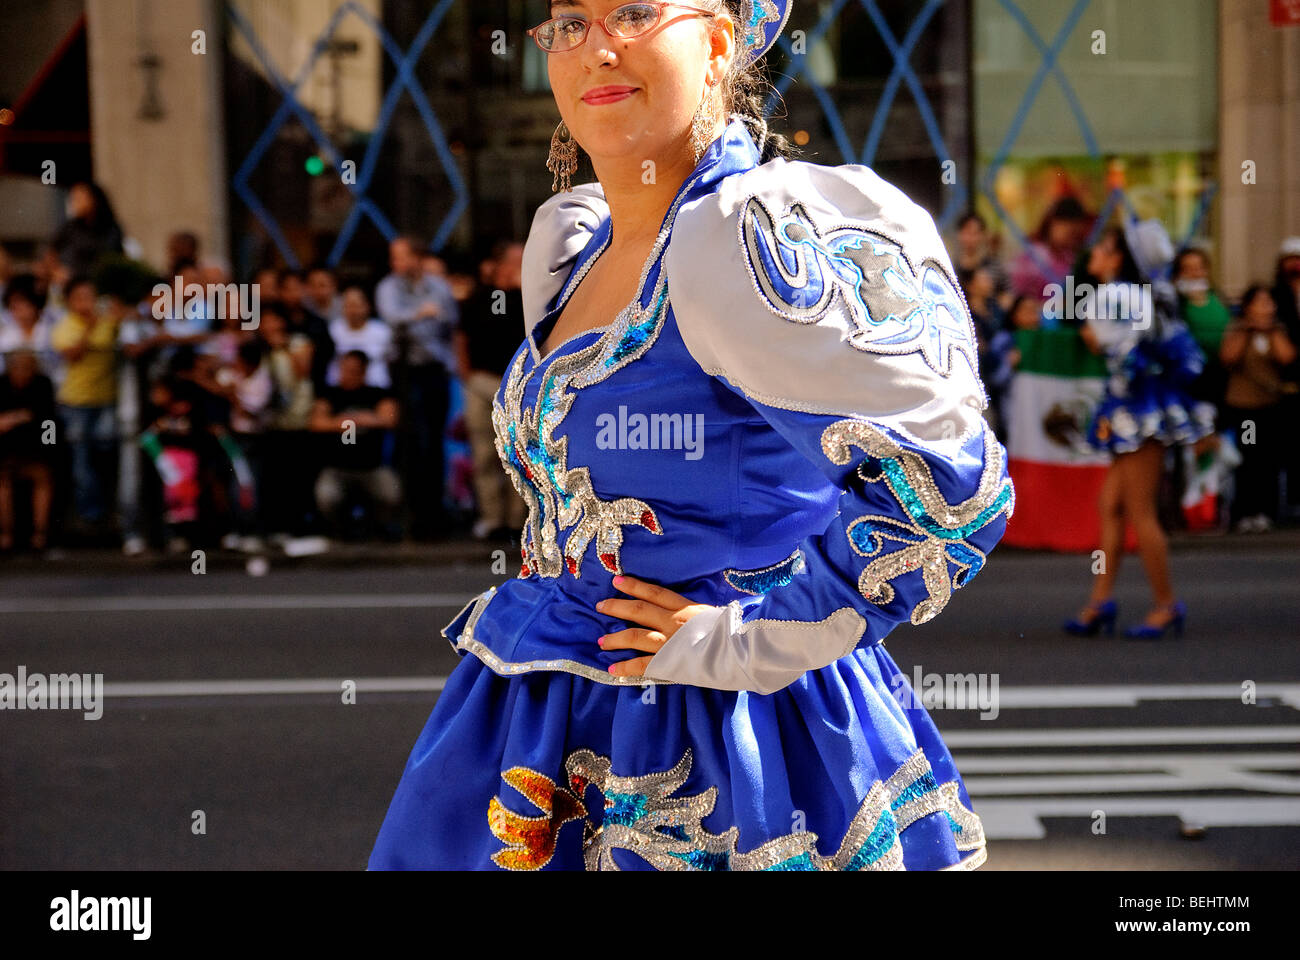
520, 182, 608, 338
642, 158, 1013, 694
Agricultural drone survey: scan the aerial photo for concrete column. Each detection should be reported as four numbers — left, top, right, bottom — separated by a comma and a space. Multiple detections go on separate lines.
84, 0, 229, 274
1218, 0, 1300, 297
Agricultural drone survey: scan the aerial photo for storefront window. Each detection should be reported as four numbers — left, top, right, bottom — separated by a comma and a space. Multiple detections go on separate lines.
766, 0, 972, 225
224, 0, 567, 277
973, 0, 1218, 257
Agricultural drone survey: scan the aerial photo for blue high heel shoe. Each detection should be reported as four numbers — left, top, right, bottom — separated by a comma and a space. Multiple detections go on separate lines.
1063, 599, 1118, 636
1123, 601, 1187, 640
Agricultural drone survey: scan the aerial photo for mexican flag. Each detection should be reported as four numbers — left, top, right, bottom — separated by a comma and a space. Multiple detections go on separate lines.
1003, 328, 1112, 552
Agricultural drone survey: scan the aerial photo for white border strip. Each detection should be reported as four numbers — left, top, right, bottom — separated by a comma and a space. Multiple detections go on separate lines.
987, 683, 1300, 709
975, 797, 1300, 840
102, 677, 447, 697
946, 726, 1300, 747
0, 594, 475, 613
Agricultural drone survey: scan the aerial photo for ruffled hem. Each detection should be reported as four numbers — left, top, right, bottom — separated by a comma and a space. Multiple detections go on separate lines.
369, 640, 985, 871
1087, 389, 1216, 455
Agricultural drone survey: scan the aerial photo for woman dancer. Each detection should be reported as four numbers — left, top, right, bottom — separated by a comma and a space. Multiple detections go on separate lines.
371, 0, 1013, 870
1065, 223, 1214, 639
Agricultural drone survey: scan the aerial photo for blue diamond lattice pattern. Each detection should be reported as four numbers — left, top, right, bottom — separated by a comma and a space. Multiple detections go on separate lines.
227, 0, 468, 267
226, 1, 1213, 280
764, 0, 1214, 280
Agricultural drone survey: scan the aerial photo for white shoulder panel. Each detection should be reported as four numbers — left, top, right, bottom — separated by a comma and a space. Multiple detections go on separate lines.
665, 158, 987, 454
520, 182, 608, 337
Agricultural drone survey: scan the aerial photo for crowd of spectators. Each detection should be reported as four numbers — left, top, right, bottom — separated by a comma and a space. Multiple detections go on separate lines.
0, 180, 527, 556
1, 180, 1296, 557
951, 204, 1300, 534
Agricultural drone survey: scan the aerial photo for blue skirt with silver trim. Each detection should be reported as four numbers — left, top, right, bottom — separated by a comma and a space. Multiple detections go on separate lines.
368, 595, 986, 871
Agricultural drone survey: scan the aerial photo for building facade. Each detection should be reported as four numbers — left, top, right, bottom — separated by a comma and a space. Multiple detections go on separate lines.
0, 0, 1296, 294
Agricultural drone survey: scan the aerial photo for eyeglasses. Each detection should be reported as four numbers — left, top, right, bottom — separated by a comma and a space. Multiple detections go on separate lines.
528, 2, 716, 53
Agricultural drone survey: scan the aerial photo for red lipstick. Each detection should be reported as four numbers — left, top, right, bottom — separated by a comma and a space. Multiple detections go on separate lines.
581, 85, 638, 105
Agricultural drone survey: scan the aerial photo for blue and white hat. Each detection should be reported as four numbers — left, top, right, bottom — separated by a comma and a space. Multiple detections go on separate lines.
737, 0, 793, 64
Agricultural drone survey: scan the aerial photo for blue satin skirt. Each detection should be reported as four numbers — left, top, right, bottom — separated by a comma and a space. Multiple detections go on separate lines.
368, 639, 986, 871
1088, 377, 1216, 455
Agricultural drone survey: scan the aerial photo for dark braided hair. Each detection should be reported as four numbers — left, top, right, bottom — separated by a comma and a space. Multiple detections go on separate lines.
706, 0, 796, 162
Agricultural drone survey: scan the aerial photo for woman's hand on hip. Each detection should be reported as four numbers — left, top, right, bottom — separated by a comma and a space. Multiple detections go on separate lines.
596, 575, 717, 679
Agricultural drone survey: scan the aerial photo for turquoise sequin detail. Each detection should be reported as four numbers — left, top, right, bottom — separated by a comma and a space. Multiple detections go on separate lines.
765, 852, 819, 871
605, 286, 667, 367
723, 548, 806, 595
506, 423, 543, 501
604, 792, 648, 827
845, 808, 901, 871
822, 419, 1015, 626
891, 771, 938, 810
529, 374, 574, 509
519, 746, 983, 871
742, 0, 781, 55
947, 542, 985, 584
880, 457, 1015, 540
849, 521, 916, 555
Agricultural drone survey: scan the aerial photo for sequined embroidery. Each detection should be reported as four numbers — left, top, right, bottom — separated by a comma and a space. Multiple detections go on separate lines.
447, 586, 679, 686
494, 170, 713, 580
739, 195, 978, 379
822, 419, 1015, 625
494, 294, 666, 579
741, 0, 783, 56
487, 767, 589, 870
723, 547, 806, 596
486, 746, 983, 871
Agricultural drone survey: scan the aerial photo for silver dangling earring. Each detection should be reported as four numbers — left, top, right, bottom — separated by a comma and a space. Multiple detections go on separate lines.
690, 78, 720, 164
547, 120, 579, 193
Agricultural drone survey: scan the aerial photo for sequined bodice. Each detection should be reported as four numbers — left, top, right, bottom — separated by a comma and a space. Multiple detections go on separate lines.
443, 118, 1014, 692
491, 258, 837, 594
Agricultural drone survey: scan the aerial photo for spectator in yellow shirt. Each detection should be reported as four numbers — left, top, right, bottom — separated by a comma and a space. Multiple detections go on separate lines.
51, 275, 120, 527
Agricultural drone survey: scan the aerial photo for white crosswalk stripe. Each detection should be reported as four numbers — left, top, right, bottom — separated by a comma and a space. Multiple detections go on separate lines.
84, 678, 1300, 840
932, 688, 1300, 839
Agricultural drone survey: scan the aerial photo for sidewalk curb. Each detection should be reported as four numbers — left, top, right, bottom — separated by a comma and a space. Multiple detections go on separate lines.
0, 538, 519, 575
1000, 527, 1300, 555
1, 528, 1294, 575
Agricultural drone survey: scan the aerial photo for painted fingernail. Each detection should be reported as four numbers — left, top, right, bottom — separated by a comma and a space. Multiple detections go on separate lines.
607, 664, 617, 674
597, 636, 606, 647
612, 575, 624, 584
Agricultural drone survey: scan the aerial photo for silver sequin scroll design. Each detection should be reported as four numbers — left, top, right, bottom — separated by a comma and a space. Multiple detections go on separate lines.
821, 419, 1015, 625
491, 169, 714, 580
722, 546, 806, 596
738, 195, 981, 380
487, 745, 986, 871
493, 335, 663, 579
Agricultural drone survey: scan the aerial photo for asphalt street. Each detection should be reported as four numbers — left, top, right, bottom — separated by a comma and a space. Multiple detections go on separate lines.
1, 535, 1297, 870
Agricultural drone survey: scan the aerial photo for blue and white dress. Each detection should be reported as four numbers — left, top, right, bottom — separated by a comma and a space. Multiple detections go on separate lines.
1084, 281, 1216, 454
369, 118, 1014, 871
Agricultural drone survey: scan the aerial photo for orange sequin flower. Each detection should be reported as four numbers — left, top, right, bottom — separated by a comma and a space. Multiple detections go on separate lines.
487, 767, 589, 870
